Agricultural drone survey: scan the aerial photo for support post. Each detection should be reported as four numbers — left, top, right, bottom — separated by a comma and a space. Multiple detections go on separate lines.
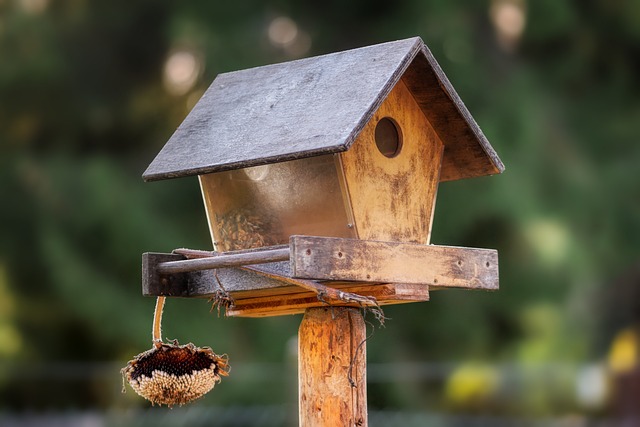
298, 307, 367, 427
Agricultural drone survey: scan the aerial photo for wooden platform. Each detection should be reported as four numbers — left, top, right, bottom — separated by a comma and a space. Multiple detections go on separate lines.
142, 236, 498, 318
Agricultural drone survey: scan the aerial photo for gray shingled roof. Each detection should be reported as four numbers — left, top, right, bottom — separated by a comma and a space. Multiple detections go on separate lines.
143, 37, 503, 182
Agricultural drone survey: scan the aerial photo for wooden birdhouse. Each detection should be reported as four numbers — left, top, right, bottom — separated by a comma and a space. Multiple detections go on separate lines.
142, 37, 503, 317
139, 37, 505, 425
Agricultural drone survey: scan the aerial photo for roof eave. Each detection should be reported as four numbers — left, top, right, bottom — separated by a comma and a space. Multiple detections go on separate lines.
401, 43, 505, 182
142, 145, 348, 182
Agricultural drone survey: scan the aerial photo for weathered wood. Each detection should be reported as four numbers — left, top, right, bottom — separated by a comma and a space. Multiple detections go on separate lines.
291, 236, 499, 290
173, 248, 218, 258
166, 249, 380, 307
299, 308, 367, 427
402, 44, 505, 182
143, 253, 221, 297
143, 252, 308, 299
144, 233, 496, 304
144, 232, 497, 317
340, 79, 443, 244
144, 250, 432, 317
156, 247, 290, 274
143, 252, 293, 298
144, 253, 429, 317
143, 38, 420, 181
143, 37, 502, 183
226, 283, 429, 318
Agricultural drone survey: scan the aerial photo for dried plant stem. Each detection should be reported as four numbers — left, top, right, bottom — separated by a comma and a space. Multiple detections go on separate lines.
152, 296, 166, 347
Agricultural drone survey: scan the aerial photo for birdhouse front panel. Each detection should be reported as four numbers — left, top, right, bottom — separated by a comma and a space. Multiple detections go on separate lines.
199, 154, 356, 252
339, 78, 443, 244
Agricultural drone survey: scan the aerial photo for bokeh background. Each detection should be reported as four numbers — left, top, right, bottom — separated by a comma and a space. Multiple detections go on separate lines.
2, 0, 640, 425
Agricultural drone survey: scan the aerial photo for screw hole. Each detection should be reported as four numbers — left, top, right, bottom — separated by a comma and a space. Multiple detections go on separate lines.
433, 278, 438, 284
366, 274, 371, 280
306, 249, 311, 256
486, 262, 490, 268
457, 260, 462, 266
337, 251, 343, 258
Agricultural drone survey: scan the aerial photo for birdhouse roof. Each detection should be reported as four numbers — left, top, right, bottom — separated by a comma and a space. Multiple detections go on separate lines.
143, 37, 504, 182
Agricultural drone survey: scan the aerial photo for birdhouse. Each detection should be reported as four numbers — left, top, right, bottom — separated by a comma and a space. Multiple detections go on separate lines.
142, 37, 504, 317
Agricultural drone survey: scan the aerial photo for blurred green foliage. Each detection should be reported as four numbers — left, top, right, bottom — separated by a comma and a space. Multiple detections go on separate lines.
1, 0, 640, 420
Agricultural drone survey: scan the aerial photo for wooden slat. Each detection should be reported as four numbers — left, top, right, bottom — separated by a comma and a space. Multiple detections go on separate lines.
143, 253, 186, 297
144, 234, 498, 298
143, 252, 429, 315
144, 233, 497, 317
290, 236, 498, 290
142, 253, 294, 298
226, 283, 429, 318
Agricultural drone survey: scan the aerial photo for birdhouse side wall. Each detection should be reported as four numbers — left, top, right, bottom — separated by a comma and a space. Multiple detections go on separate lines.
339, 79, 444, 244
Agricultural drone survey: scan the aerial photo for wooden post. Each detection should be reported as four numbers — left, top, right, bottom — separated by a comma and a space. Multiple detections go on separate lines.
298, 307, 367, 427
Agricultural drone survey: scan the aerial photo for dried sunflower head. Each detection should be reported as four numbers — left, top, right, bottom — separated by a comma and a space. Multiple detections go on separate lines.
122, 341, 229, 407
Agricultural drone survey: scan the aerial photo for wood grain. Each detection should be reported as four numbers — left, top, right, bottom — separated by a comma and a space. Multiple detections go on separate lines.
291, 236, 499, 290
403, 44, 505, 181
144, 251, 430, 317
156, 247, 290, 274
143, 38, 421, 181
142, 252, 293, 298
143, 36, 503, 183
339, 79, 443, 244
143, 232, 497, 317
226, 283, 429, 318
298, 308, 367, 427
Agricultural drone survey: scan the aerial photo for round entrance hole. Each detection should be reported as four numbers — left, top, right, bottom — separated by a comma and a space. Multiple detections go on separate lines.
374, 117, 402, 158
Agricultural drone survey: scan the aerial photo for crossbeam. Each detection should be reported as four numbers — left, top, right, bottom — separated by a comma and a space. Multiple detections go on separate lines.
290, 236, 498, 290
